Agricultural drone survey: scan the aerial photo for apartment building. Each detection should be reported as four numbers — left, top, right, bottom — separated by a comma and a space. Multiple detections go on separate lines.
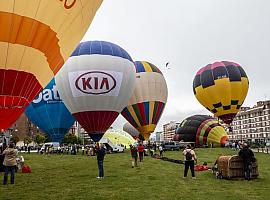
10, 113, 40, 140
229, 100, 270, 144
163, 121, 180, 141
0, 113, 77, 144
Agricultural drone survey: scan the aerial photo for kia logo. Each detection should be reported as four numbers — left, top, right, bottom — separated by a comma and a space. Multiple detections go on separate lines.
75, 71, 116, 95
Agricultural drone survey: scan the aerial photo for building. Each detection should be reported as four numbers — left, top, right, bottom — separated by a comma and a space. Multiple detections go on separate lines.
0, 113, 41, 145
149, 131, 164, 142
0, 113, 78, 145
229, 100, 270, 144
163, 121, 180, 141
155, 131, 164, 142
10, 113, 40, 141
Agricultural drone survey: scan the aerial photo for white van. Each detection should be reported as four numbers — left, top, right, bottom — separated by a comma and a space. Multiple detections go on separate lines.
99, 138, 124, 153
40, 142, 60, 153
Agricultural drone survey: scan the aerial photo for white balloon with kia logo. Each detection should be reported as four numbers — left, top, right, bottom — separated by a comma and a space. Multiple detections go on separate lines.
55, 41, 136, 142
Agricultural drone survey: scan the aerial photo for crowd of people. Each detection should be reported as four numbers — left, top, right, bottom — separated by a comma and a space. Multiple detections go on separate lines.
0, 139, 257, 184
16, 144, 97, 156
128, 142, 167, 168
128, 141, 257, 181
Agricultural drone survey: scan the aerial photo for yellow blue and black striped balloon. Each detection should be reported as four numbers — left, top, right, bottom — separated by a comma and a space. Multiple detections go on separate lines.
193, 61, 249, 124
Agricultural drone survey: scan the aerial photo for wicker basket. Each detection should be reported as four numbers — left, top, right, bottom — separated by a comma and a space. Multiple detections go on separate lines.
217, 155, 258, 179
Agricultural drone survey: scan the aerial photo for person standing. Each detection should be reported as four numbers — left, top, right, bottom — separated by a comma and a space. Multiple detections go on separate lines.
153, 143, 157, 152
27, 145, 31, 154
137, 143, 144, 162
86, 146, 90, 156
76, 145, 80, 154
183, 144, 197, 179
2, 143, 18, 185
130, 145, 138, 168
0, 150, 4, 175
82, 145, 85, 155
95, 144, 106, 179
159, 145, 164, 158
239, 143, 255, 180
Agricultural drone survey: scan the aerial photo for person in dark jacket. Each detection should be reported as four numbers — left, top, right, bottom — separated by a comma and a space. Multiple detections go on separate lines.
95, 144, 106, 179
239, 143, 255, 180
130, 145, 138, 168
27, 146, 31, 154
0, 153, 4, 174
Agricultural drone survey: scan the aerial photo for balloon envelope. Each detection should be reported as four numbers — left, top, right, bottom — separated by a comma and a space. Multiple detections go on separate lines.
123, 122, 140, 139
0, 0, 102, 129
103, 128, 136, 147
25, 79, 75, 143
55, 41, 136, 142
122, 61, 168, 140
174, 115, 228, 147
193, 61, 249, 124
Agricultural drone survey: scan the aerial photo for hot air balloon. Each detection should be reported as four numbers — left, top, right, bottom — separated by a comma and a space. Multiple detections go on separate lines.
55, 41, 136, 142
193, 61, 249, 124
123, 122, 140, 139
0, 0, 102, 130
174, 115, 228, 147
103, 128, 136, 147
121, 61, 168, 140
25, 78, 75, 142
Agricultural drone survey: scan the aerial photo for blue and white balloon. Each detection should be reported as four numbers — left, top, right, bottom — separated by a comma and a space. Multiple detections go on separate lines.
25, 78, 75, 142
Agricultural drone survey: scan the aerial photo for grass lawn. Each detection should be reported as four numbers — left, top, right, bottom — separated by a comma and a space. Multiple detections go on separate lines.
0, 148, 269, 200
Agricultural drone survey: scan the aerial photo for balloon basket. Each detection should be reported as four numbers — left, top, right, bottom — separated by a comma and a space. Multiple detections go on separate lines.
216, 155, 258, 179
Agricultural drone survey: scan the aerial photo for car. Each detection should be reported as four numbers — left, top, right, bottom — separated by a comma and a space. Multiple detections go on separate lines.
162, 141, 180, 151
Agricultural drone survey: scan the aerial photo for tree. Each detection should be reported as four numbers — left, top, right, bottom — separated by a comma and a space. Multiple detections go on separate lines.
11, 135, 20, 145
35, 134, 46, 145
23, 136, 32, 146
62, 133, 81, 144
83, 138, 89, 145
44, 134, 52, 143
77, 137, 82, 145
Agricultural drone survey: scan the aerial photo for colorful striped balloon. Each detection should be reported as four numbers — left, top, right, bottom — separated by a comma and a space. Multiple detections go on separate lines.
122, 61, 168, 140
193, 61, 249, 124
55, 41, 136, 142
174, 115, 228, 147
0, 0, 102, 129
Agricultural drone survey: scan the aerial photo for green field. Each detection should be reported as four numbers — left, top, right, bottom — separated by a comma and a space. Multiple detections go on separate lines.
0, 148, 269, 200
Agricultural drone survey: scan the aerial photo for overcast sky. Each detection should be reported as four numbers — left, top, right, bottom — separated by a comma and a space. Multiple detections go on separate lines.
82, 0, 270, 132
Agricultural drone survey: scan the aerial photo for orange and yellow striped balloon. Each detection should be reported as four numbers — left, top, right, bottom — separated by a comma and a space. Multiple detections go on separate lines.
0, 0, 102, 129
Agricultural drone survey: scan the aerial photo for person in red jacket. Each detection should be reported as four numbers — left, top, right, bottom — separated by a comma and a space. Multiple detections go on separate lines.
137, 143, 145, 162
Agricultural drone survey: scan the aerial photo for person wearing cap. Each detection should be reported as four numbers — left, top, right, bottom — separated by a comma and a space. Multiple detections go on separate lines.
239, 143, 255, 180
2, 142, 18, 185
